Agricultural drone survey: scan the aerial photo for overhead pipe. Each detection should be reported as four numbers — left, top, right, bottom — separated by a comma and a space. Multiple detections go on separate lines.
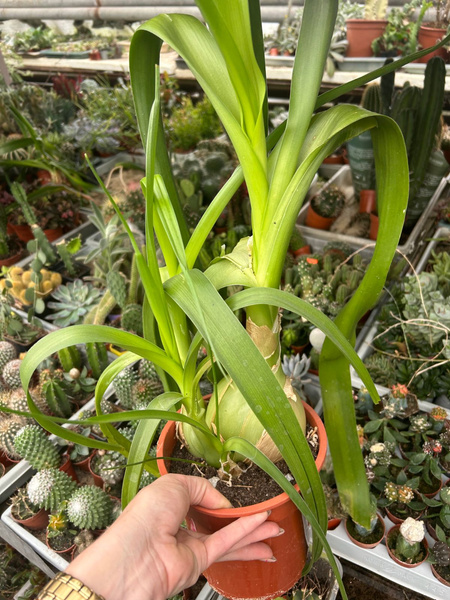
0, 0, 408, 7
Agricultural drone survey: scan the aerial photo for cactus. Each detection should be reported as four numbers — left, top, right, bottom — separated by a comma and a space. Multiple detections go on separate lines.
107, 270, 127, 309
121, 303, 143, 336
361, 83, 381, 113
86, 342, 108, 380
364, 0, 388, 19
40, 374, 72, 418
10, 488, 40, 521
66, 486, 113, 530
83, 290, 117, 326
14, 424, 60, 470
47, 280, 103, 327
74, 529, 95, 554
55, 237, 81, 278
27, 468, 77, 511
2, 359, 22, 389
92, 451, 126, 486
112, 366, 138, 409
310, 185, 345, 218
9, 388, 32, 420
138, 359, 158, 381
57, 346, 82, 372
0, 416, 23, 459
1, 267, 62, 308
0, 341, 17, 373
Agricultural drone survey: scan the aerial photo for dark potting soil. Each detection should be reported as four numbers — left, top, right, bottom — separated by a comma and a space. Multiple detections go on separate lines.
48, 532, 74, 552
433, 563, 450, 585
168, 424, 319, 507
346, 517, 384, 545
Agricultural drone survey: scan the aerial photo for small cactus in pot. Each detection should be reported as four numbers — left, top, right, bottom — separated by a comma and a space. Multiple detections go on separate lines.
14, 424, 61, 471
27, 468, 77, 512
387, 518, 428, 567
66, 485, 113, 530
429, 523, 450, 586
306, 185, 345, 229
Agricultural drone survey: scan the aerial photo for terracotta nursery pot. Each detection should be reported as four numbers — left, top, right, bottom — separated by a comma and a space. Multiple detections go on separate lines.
43, 227, 63, 242
73, 449, 96, 473
291, 245, 312, 257
60, 454, 78, 483
431, 564, 450, 587
305, 203, 334, 230
88, 453, 105, 488
344, 514, 385, 549
12, 507, 49, 531
0, 462, 5, 478
0, 450, 20, 468
11, 224, 33, 243
386, 525, 429, 568
359, 190, 377, 214
327, 518, 342, 531
157, 402, 327, 600
46, 530, 76, 556
417, 26, 448, 63
345, 19, 388, 57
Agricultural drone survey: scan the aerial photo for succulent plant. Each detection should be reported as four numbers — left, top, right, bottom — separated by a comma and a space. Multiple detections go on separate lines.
27, 468, 77, 512
112, 366, 139, 409
138, 359, 158, 380
0, 267, 62, 307
0, 341, 17, 373
14, 425, 61, 470
0, 416, 22, 459
2, 359, 23, 389
92, 450, 126, 487
74, 529, 95, 554
311, 185, 345, 218
10, 487, 40, 521
66, 486, 113, 530
121, 303, 143, 336
39, 370, 72, 418
47, 280, 103, 327
394, 518, 426, 563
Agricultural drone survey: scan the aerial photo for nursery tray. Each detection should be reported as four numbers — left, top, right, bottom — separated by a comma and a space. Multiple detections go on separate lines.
337, 57, 396, 72
39, 49, 91, 59
355, 227, 450, 399
264, 54, 295, 68
297, 165, 448, 261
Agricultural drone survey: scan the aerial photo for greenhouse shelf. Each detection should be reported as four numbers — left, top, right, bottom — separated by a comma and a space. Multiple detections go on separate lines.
326, 518, 448, 600
296, 166, 448, 261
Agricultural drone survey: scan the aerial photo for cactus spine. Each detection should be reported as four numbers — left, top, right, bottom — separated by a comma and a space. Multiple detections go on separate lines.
66, 486, 113, 530
361, 83, 381, 113
0, 416, 22, 459
14, 425, 60, 470
55, 241, 77, 277
27, 468, 77, 511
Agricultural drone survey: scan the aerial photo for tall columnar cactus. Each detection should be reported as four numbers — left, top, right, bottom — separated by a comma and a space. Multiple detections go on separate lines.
27, 468, 77, 511
0, 416, 22, 459
0, 341, 17, 373
66, 486, 113, 530
84, 342, 108, 380
57, 346, 82, 373
2, 359, 23, 389
112, 366, 138, 409
364, 0, 388, 19
39, 371, 72, 418
361, 83, 381, 113
14, 425, 61, 470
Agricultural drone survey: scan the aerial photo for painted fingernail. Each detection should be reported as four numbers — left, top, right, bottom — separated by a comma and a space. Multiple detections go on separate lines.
276, 528, 285, 537
266, 510, 272, 517
262, 557, 277, 563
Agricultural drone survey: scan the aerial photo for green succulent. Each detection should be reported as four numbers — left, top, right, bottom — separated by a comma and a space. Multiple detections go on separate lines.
47, 280, 103, 327
66, 486, 113, 530
27, 469, 77, 512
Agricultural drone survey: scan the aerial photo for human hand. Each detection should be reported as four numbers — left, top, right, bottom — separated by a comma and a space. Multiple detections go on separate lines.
66, 474, 282, 600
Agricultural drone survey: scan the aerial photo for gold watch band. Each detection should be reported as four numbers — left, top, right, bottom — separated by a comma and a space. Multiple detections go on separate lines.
36, 572, 106, 600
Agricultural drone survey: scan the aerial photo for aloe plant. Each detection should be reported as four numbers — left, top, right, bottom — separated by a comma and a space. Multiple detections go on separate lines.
19, 1, 450, 593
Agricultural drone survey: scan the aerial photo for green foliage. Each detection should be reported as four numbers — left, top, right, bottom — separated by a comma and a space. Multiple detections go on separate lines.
166, 95, 223, 151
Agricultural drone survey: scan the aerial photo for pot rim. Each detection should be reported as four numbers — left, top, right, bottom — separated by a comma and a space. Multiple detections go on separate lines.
157, 401, 327, 517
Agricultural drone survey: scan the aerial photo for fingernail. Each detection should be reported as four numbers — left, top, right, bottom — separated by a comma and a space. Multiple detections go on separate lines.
276, 528, 285, 537
261, 557, 277, 563
266, 510, 272, 517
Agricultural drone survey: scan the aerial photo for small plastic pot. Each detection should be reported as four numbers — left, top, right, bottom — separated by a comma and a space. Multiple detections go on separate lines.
305, 203, 334, 230
327, 518, 342, 531
290, 245, 311, 257
385, 525, 429, 568
43, 228, 63, 242
88, 453, 105, 488
0, 249, 24, 268
419, 478, 443, 499
46, 530, 76, 556
369, 212, 379, 240
0, 450, 20, 468
60, 453, 78, 483
0, 462, 5, 478
11, 507, 49, 531
431, 564, 450, 587
359, 190, 376, 214
73, 449, 96, 473
344, 513, 385, 549
11, 224, 33, 242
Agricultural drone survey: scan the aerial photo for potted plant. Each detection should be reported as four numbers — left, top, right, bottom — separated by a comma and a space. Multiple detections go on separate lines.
386, 517, 429, 567
0, 289, 45, 352
10, 487, 49, 531
428, 523, 450, 586
46, 506, 78, 556
305, 185, 346, 230
346, 0, 388, 57
344, 499, 385, 549
22, 2, 437, 599
418, 0, 450, 62
0, 204, 23, 267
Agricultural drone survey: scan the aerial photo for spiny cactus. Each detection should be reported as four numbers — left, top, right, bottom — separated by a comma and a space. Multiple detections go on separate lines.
14, 425, 60, 470
66, 486, 113, 530
433, 541, 450, 566
0, 416, 22, 459
8, 388, 31, 418
138, 359, 158, 381
85, 342, 108, 380
0, 341, 17, 372
92, 451, 126, 487
2, 359, 23, 389
27, 468, 77, 511
57, 346, 82, 372
10, 487, 40, 521
39, 370, 72, 418
112, 366, 138, 409
121, 303, 143, 336
310, 185, 345, 219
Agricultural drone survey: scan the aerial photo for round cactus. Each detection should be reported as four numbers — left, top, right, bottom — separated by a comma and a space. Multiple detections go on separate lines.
0, 416, 23, 459
9, 388, 30, 417
0, 341, 17, 373
311, 185, 345, 218
27, 468, 77, 511
2, 359, 23, 389
93, 451, 126, 486
14, 425, 60, 470
66, 486, 113, 530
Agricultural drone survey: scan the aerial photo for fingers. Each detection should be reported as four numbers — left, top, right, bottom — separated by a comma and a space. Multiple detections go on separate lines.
219, 520, 282, 553
204, 510, 273, 565
178, 474, 233, 510
216, 541, 275, 563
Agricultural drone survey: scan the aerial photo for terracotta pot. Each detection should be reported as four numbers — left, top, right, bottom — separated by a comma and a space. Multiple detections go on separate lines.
74, 449, 96, 473
327, 518, 341, 531
46, 530, 76, 556
11, 507, 49, 531
369, 212, 379, 240
290, 343, 308, 355
346, 19, 388, 58
88, 453, 105, 488
157, 402, 327, 600
0, 249, 24, 267
37, 170, 53, 185
420, 478, 443, 499
323, 154, 345, 165
305, 203, 334, 230
291, 245, 311, 257
417, 26, 448, 63
385, 503, 424, 526
11, 224, 33, 242
386, 525, 429, 568
60, 454, 78, 482
0, 462, 5, 478
0, 450, 20, 468
359, 190, 377, 214
44, 227, 63, 242
344, 514, 385, 549
7, 222, 14, 236
431, 564, 450, 587
269, 48, 279, 56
